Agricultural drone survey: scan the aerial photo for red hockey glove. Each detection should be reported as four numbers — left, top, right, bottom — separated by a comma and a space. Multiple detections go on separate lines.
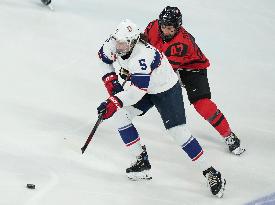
102, 72, 123, 96
97, 96, 123, 120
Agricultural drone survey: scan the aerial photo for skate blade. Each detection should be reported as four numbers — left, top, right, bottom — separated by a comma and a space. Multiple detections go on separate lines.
232, 147, 246, 155
215, 179, 226, 198
127, 170, 152, 181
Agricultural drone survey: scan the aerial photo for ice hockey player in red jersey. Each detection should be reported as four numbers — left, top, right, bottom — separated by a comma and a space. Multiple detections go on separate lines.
143, 6, 245, 155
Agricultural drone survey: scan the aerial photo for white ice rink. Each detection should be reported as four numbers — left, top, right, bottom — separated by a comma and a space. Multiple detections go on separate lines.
0, 0, 275, 204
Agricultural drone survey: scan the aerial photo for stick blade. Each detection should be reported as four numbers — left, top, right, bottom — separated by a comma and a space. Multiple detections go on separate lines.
81, 145, 87, 154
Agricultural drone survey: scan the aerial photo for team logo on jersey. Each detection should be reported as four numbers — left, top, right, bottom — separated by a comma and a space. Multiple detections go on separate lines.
165, 43, 188, 57
127, 26, 132, 32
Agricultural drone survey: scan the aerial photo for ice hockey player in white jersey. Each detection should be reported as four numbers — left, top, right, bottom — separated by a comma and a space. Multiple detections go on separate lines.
97, 19, 226, 198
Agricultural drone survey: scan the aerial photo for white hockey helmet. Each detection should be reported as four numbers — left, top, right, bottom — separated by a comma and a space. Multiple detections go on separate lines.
112, 19, 141, 56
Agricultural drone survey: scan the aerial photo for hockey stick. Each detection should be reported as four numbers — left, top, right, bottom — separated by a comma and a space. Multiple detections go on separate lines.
81, 112, 104, 154
81, 74, 130, 154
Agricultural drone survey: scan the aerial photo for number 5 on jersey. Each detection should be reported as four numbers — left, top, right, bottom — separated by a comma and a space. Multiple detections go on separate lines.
138, 59, 147, 70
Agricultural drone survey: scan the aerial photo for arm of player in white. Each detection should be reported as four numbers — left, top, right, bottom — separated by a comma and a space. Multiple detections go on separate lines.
98, 37, 117, 76
115, 83, 147, 107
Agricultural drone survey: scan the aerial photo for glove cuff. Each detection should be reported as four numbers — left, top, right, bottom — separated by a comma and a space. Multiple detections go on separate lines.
102, 72, 118, 84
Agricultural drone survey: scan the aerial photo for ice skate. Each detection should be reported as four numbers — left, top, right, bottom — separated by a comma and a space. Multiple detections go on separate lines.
225, 132, 245, 155
126, 146, 152, 181
203, 166, 226, 198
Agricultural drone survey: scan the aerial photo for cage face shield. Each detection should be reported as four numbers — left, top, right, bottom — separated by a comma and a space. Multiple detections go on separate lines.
159, 25, 177, 42
114, 39, 131, 56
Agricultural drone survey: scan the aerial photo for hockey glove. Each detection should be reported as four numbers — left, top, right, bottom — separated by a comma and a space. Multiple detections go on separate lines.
102, 72, 123, 96
119, 68, 131, 81
97, 96, 123, 120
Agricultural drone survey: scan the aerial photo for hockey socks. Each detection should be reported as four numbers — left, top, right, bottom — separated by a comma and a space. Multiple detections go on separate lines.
193, 98, 231, 137
168, 125, 205, 162
118, 123, 143, 156
181, 136, 204, 161
181, 136, 210, 172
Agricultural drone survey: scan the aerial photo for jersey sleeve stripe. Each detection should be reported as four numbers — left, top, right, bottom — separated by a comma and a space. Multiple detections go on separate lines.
131, 73, 150, 90
150, 51, 162, 70
98, 46, 113, 64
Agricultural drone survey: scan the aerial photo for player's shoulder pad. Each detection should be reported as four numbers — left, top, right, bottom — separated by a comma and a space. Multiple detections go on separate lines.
98, 36, 116, 64
145, 19, 158, 32
129, 43, 163, 74
177, 27, 195, 42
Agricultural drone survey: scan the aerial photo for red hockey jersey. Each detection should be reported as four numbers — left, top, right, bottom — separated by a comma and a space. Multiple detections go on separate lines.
144, 20, 210, 71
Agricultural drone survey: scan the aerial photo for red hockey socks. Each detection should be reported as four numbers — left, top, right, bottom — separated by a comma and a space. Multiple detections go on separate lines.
193, 99, 231, 138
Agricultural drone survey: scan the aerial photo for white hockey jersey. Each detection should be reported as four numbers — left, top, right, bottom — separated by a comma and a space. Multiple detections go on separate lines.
98, 37, 178, 107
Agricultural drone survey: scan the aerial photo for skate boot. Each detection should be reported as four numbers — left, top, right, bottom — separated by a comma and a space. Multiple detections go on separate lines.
126, 145, 152, 180
203, 166, 226, 198
225, 132, 246, 155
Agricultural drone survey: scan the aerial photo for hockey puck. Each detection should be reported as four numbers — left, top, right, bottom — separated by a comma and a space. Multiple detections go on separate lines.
26, 184, 35, 189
